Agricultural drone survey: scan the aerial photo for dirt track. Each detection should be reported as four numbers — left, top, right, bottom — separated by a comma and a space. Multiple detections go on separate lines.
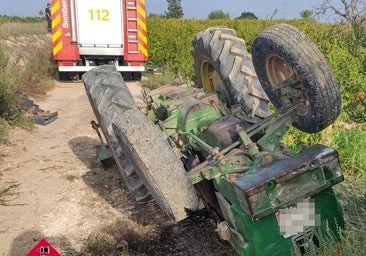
0, 80, 234, 255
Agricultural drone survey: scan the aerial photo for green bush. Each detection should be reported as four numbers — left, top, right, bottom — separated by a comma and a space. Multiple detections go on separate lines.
0, 47, 20, 120
0, 15, 43, 25
18, 48, 55, 97
146, 18, 330, 77
141, 67, 177, 89
332, 126, 366, 176
282, 126, 334, 152
0, 45, 34, 140
292, 225, 366, 256
0, 19, 55, 141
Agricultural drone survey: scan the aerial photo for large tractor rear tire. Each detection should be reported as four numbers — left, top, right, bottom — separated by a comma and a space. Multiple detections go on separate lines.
252, 24, 341, 133
82, 66, 151, 203
192, 27, 270, 118
112, 109, 199, 222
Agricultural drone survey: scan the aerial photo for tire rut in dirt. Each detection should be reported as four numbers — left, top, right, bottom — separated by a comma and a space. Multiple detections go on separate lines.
252, 24, 341, 133
192, 26, 270, 118
82, 65, 151, 203
112, 109, 199, 222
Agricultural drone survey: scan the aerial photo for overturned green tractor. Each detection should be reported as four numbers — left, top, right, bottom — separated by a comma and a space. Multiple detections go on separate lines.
83, 24, 344, 256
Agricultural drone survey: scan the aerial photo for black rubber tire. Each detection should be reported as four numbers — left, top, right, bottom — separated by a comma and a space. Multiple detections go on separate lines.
82, 65, 151, 203
56, 71, 69, 81
192, 27, 270, 118
252, 24, 341, 133
132, 72, 142, 81
122, 72, 142, 81
112, 109, 199, 222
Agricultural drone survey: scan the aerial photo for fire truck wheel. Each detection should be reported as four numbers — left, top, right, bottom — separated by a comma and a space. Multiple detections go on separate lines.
82, 65, 152, 203
252, 24, 341, 133
132, 72, 142, 81
122, 72, 142, 81
112, 109, 200, 222
192, 27, 270, 118
56, 71, 69, 81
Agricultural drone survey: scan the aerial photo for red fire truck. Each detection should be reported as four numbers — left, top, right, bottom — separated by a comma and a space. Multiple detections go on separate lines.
50, 0, 148, 80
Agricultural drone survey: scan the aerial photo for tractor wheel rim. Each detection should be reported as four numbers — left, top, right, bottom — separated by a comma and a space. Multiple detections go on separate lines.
200, 59, 230, 105
265, 55, 309, 116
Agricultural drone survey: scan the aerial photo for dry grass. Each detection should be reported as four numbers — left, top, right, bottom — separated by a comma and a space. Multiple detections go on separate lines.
0, 118, 10, 140
17, 48, 56, 98
0, 21, 47, 39
0, 182, 20, 205
84, 219, 156, 256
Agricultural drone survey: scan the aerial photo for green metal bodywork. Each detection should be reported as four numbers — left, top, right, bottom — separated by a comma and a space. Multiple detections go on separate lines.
222, 188, 344, 256
143, 84, 345, 256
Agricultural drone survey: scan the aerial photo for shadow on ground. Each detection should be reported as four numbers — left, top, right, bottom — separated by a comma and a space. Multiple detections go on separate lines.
68, 136, 165, 224
10, 229, 79, 256
68, 136, 235, 256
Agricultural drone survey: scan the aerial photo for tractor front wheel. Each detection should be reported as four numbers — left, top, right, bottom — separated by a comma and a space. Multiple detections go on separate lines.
252, 24, 341, 133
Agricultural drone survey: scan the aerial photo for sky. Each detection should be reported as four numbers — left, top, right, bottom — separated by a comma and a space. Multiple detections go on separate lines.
0, 0, 342, 21
146, 0, 338, 20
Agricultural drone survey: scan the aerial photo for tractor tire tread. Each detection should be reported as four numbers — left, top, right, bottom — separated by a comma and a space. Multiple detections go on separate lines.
252, 24, 341, 133
112, 109, 199, 222
82, 66, 151, 203
192, 27, 270, 118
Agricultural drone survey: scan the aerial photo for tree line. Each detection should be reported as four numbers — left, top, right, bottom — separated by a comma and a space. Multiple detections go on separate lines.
150, 0, 366, 23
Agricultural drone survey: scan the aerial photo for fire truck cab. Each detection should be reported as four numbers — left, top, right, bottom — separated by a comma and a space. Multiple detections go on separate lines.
51, 0, 147, 80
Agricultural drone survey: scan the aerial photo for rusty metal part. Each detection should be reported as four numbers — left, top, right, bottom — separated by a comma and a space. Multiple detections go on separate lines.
206, 116, 252, 149
233, 144, 343, 220
91, 120, 114, 167
264, 55, 309, 116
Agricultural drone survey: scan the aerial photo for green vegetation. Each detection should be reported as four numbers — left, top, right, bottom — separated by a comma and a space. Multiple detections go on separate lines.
66, 175, 78, 182
0, 20, 46, 38
165, 0, 183, 19
207, 10, 230, 20
141, 67, 177, 89
332, 126, 366, 176
86, 232, 133, 256
236, 11, 258, 20
85, 220, 144, 256
0, 45, 34, 133
0, 18, 55, 141
17, 46, 56, 97
147, 18, 320, 77
0, 47, 20, 120
291, 225, 366, 256
300, 10, 314, 20
86, 231, 116, 256
0, 15, 43, 25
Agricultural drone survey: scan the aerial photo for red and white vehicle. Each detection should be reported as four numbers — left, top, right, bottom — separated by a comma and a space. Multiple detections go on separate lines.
50, 0, 148, 79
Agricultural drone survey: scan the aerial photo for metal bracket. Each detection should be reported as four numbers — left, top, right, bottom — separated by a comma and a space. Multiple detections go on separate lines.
91, 120, 114, 168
